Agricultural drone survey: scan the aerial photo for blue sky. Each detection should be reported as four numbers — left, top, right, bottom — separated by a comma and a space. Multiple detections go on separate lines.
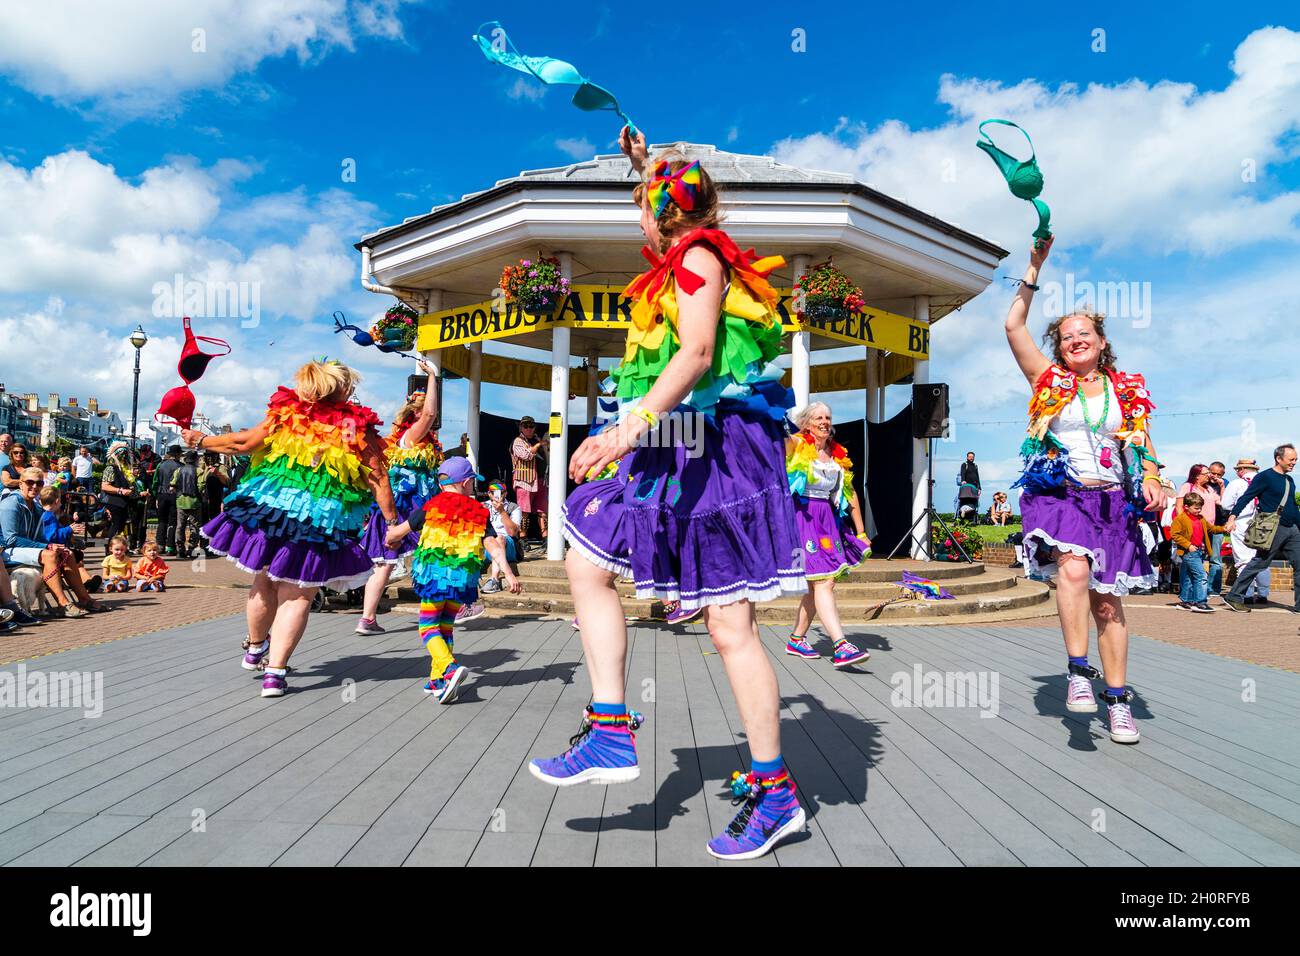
2, 1, 1297, 508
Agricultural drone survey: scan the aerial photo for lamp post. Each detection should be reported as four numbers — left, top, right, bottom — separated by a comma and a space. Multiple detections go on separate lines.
129, 325, 148, 444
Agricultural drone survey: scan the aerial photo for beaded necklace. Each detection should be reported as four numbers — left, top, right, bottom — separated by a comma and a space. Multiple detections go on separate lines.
1078, 379, 1111, 434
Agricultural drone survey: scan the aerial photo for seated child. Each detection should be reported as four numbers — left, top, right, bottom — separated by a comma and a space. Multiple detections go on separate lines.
101, 535, 133, 592
134, 542, 170, 591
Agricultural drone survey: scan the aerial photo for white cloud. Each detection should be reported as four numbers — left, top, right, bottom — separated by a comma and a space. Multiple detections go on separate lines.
0, 0, 413, 113
0, 150, 378, 322
771, 27, 1300, 257
507, 76, 546, 102
555, 137, 594, 161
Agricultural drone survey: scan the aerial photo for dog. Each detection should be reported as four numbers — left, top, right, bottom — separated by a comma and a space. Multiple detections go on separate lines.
10, 566, 55, 616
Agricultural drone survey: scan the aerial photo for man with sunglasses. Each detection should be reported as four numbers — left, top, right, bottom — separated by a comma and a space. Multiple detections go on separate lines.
0, 467, 102, 617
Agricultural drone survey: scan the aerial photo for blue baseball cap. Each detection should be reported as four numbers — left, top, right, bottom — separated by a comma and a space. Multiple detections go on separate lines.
438, 456, 484, 485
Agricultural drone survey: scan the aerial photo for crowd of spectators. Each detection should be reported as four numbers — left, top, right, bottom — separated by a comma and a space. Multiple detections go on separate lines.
0, 430, 246, 634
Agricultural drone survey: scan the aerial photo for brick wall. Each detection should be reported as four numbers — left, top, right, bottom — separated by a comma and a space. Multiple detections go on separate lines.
983, 543, 1019, 567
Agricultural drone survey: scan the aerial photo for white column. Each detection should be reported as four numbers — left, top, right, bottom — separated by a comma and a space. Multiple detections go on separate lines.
547, 253, 574, 561
910, 296, 931, 560
585, 345, 599, 424
790, 254, 811, 409
865, 349, 881, 423
861, 347, 878, 538
466, 340, 482, 468
421, 289, 443, 444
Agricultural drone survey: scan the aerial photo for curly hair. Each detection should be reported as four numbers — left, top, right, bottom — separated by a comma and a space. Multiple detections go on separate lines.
1041, 311, 1118, 372
631, 152, 722, 253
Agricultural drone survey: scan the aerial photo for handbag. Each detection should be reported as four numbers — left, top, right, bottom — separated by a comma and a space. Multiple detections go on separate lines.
1242, 475, 1292, 552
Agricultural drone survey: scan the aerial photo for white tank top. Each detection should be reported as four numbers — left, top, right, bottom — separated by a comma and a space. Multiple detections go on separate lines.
1048, 379, 1125, 484
806, 458, 843, 500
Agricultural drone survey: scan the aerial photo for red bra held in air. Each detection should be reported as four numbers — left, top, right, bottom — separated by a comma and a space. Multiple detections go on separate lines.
155, 317, 231, 429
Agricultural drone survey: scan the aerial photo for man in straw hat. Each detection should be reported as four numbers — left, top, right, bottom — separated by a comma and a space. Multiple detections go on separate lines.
511, 415, 549, 547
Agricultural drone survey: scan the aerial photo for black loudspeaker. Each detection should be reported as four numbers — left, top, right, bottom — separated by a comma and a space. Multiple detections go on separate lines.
911, 382, 949, 439
405, 373, 443, 430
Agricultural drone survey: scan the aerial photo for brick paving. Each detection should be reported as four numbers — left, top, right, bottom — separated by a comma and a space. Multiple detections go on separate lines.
2, 542, 252, 665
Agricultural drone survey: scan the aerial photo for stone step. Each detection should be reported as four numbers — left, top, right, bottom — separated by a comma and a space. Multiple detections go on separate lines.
477, 571, 1019, 602
401, 577, 1052, 624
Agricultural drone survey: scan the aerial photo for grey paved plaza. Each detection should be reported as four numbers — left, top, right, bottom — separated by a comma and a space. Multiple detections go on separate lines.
2, 611, 1299, 866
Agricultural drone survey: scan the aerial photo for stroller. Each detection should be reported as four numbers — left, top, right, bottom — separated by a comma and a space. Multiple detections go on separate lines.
955, 482, 980, 522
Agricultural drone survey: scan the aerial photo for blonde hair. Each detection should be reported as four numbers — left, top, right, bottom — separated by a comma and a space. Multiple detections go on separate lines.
109, 535, 128, 551
792, 402, 833, 433
632, 152, 722, 253
294, 360, 358, 404
391, 393, 424, 434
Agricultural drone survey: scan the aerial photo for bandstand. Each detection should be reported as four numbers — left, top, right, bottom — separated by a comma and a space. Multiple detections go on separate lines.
356, 143, 1008, 560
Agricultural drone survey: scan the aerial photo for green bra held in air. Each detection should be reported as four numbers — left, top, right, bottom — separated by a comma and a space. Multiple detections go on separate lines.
977, 119, 1052, 244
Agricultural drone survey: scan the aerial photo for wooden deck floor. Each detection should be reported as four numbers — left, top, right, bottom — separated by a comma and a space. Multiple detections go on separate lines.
2, 610, 1298, 866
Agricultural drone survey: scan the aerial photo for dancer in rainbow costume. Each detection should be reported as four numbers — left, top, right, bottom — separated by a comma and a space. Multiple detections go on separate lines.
1004, 236, 1165, 745
182, 360, 397, 698
356, 359, 443, 635
529, 129, 807, 862
783, 402, 871, 668
384, 456, 518, 704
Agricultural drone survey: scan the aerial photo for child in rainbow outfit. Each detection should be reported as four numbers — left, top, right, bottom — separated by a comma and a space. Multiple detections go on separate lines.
386, 456, 519, 704
356, 360, 443, 635
182, 360, 398, 698
529, 130, 807, 861
1005, 237, 1164, 744
784, 402, 871, 667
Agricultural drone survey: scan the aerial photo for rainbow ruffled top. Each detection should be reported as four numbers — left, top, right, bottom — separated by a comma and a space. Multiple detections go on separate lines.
410, 492, 489, 601
787, 433, 856, 516
610, 227, 791, 420
220, 386, 381, 545
384, 421, 443, 514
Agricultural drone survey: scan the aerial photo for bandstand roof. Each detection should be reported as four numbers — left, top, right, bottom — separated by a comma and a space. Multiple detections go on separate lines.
358, 143, 1009, 359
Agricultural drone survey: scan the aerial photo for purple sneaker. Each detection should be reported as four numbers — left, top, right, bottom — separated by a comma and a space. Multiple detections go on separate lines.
529, 706, 643, 786
706, 771, 806, 861
786, 635, 819, 659
831, 639, 870, 668
456, 602, 486, 625
1066, 663, 1100, 714
355, 617, 386, 635
424, 662, 468, 704
241, 639, 270, 671
1101, 689, 1140, 744
663, 600, 702, 625
261, 671, 288, 698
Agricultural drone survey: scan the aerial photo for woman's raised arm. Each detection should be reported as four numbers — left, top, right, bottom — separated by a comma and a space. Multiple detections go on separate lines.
1005, 236, 1054, 385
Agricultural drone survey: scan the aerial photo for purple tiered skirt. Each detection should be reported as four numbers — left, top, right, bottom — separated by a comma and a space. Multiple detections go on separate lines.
1020, 484, 1155, 596
795, 496, 868, 580
203, 513, 374, 590
358, 503, 416, 565
562, 406, 805, 610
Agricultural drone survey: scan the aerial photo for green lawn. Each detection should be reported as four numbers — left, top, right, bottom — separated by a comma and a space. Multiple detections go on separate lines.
934, 514, 1021, 544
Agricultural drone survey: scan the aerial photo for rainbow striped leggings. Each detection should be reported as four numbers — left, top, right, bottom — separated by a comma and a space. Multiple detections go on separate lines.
418, 599, 462, 679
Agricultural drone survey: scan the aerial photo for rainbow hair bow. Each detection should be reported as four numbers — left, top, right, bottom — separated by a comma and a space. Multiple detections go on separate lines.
646, 160, 702, 219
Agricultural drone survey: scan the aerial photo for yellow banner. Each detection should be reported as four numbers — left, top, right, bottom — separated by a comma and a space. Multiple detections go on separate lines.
417, 284, 929, 359
438, 344, 591, 394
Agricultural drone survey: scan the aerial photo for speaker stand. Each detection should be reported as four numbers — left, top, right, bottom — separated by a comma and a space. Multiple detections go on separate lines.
886, 437, 974, 564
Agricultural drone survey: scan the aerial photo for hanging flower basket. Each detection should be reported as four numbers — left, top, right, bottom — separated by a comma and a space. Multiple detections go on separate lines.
500, 255, 570, 316
370, 303, 418, 351
794, 261, 865, 322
